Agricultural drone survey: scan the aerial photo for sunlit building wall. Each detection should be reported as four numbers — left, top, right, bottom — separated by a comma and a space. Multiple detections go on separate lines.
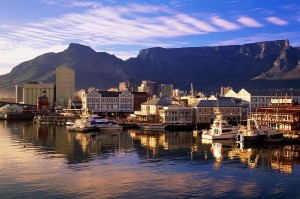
56, 66, 75, 108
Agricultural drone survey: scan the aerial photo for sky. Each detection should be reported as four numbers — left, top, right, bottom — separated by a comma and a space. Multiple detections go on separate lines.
0, 0, 300, 75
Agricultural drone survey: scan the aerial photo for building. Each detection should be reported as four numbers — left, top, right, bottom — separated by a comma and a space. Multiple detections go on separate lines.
161, 84, 173, 97
250, 90, 300, 111
15, 85, 23, 103
56, 66, 75, 108
138, 80, 161, 96
37, 91, 49, 114
81, 87, 134, 117
159, 105, 193, 124
132, 92, 149, 111
250, 104, 300, 131
220, 86, 232, 96
134, 97, 171, 122
23, 82, 55, 107
191, 99, 242, 125
119, 82, 127, 92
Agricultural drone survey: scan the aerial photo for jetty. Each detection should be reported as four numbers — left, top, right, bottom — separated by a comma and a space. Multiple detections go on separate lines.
33, 115, 80, 125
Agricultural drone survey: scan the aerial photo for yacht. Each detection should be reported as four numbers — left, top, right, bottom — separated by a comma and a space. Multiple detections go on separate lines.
201, 108, 239, 140
236, 118, 283, 142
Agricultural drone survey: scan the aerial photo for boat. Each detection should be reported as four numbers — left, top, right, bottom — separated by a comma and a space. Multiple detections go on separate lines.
67, 118, 98, 132
86, 115, 110, 127
98, 120, 123, 131
236, 118, 283, 142
138, 124, 168, 130
201, 108, 239, 140
66, 121, 75, 127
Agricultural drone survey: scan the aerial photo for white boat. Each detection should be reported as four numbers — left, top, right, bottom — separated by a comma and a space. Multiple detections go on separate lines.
67, 118, 98, 132
236, 118, 283, 142
201, 108, 239, 140
98, 120, 123, 131
86, 115, 109, 127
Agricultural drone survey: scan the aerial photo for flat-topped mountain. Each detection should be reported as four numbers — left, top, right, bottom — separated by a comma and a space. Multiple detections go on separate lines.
1, 39, 300, 96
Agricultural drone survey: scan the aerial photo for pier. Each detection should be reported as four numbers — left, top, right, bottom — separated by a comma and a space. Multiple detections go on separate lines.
33, 115, 80, 125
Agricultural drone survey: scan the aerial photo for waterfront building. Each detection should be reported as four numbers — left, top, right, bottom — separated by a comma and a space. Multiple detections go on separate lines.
191, 99, 242, 125
250, 90, 300, 111
224, 88, 300, 112
37, 91, 49, 114
23, 82, 55, 107
134, 97, 171, 122
55, 66, 75, 108
250, 104, 300, 131
81, 87, 134, 117
159, 105, 193, 124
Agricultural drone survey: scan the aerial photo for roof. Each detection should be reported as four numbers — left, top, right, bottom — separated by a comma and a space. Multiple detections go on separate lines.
190, 99, 241, 107
141, 97, 171, 106
98, 91, 121, 97
250, 89, 300, 97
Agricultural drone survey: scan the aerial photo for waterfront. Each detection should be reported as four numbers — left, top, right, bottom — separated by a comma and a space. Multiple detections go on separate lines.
1, 121, 300, 198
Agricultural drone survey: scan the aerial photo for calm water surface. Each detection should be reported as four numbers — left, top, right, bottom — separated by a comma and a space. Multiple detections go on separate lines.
1, 120, 300, 199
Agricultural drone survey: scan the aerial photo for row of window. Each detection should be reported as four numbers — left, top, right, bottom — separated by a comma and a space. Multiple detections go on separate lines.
198, 108, 240, 113
87, 98, 133, 103
88, 104, 133, 110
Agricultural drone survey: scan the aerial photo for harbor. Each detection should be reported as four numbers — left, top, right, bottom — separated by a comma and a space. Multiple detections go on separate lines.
1, 120, 300, 198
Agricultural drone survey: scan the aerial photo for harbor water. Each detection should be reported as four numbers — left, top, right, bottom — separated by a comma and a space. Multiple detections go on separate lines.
1, 120, 300, 199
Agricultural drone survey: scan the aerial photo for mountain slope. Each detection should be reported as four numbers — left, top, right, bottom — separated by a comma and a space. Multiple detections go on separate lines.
0, 39, 300, 96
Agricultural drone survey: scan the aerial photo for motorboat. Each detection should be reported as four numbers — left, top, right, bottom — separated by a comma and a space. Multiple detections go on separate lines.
98, 120, 123, 131
236, 118, 283, 142
67, 118, 98, 132
201, 108, 239, 140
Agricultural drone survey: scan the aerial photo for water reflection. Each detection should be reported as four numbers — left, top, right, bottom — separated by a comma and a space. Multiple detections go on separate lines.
2, 121, 300, 173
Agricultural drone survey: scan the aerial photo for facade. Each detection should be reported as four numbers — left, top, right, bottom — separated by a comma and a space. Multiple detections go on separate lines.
250, 104, 300, 131
191, 99, 242, 125
56, 66, 75, 108
220, 86, 232, 96
250, 90, 300, 111
134, 97, 171, 122
23, 82, 55, 107
37, 91, 49, 114
119, 82, 127, 92
15, 85, 23, 103
138, 80, 161, 96
81, 87, 134, 117
159, 105, 193, 124
132, 92, 149, 111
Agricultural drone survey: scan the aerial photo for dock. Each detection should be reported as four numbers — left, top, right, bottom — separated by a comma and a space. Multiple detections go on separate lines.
33, 115, 80, 125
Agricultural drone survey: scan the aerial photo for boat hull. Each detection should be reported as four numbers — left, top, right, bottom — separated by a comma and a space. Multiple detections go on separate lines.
202, 132, 237, 140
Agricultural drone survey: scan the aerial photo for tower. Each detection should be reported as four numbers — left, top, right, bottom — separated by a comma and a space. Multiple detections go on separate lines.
55, 66, 75, 108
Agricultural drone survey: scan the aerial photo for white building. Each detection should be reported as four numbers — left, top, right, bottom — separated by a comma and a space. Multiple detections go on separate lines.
81, 87, 134, 116
159, 105, 193, 124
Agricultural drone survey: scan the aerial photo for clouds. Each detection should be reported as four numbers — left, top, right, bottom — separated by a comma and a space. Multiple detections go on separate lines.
0, 1, 298, 75
266, 17, 289, 25
237, 17, 263, 27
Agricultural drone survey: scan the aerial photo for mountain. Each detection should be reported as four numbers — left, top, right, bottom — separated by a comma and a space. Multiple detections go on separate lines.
1, 39, 300, 96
